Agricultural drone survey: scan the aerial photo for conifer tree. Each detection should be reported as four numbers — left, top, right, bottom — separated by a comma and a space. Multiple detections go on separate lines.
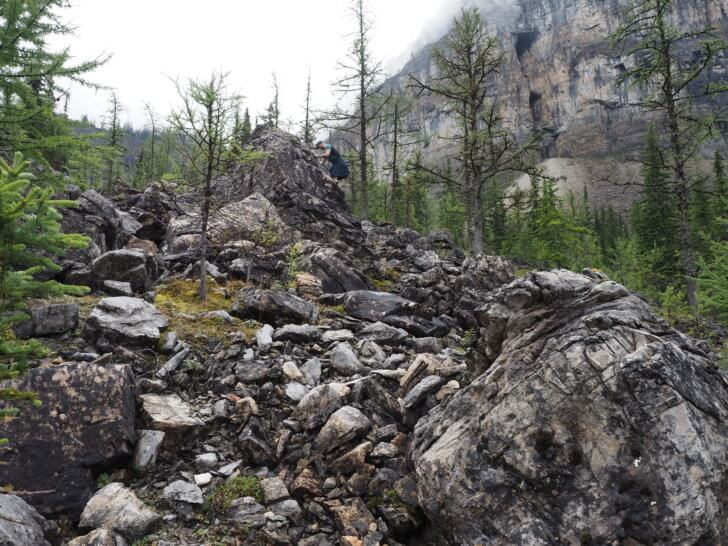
0, 0, 106, 166
409, 7, 541, 254
0, 153, 90, 436
714, 150, 727, 230
632, 126, 680, 288
241, 108, 252, 146
612, 0, 728, 308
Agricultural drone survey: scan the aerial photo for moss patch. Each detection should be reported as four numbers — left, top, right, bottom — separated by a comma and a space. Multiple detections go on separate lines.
205, 476, 264, 516
154, 278, 250, 348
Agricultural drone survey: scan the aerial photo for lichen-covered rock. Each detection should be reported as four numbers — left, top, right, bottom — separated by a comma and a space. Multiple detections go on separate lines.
0, 364, 136, 517
411, 269, 728, 545
91, 250, 149, 293
0, 494, 50, 546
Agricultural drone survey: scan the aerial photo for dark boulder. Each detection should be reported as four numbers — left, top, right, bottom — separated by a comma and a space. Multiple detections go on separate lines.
411, 270, 728, 545
0, 363, 136, 517
215, 129, 366, 250
231, 289, 319, 326
91, 250, 149, 293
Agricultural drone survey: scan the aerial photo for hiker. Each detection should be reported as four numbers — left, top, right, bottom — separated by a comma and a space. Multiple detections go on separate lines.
315, 140, 350, 181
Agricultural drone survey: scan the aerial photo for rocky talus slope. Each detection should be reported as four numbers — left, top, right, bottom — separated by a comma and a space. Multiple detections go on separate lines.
2, 130, 728, 546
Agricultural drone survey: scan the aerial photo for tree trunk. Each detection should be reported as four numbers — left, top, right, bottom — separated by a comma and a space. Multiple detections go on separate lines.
470, 188, 484, 256
391, 103, 400, 224
358, 1, 369, 220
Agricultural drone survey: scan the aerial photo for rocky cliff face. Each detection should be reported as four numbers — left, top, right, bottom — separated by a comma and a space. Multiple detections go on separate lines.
3, 130, 728, 546
372, 0, 728, 185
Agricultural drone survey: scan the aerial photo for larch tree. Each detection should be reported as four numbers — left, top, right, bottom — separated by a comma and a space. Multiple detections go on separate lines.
169, 73, 242, 301
319, 0, 391, 219
611, 0, 728, 309
409, 7, 542, 254
0, 0, 106, 166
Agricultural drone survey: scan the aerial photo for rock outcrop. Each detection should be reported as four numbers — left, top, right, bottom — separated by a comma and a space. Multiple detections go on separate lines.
411, 269, 728, 545
0, 364, 136, 517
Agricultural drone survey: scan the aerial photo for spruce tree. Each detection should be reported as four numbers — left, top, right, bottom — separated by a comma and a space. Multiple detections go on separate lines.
632, 126, 680, 288
0, 153, 90, 436
714, 151, 727, 231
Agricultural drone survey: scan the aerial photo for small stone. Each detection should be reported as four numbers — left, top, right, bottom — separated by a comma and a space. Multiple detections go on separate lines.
196, 452, 218, 469
322, 329, 355, 343
163, 480, 203, 504
329, 442, 373, 476
132, 429, 165, 471
256, 324, 275, 353
282, 361, 305, 382
402, 375, 444, 409
328, 342, 364, 376
269, 499, 302, 523
260, 477, 290, 504
217, 460, 242, 477
285, 382, 309, 402
67, 529, 125, 546
194, 473, 213, 487
300, 357, 322, 385
226, 497, 266, 527
140, 394, 204, 431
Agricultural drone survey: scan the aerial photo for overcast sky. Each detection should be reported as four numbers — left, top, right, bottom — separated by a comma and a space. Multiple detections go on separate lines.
57, 0, 466, 130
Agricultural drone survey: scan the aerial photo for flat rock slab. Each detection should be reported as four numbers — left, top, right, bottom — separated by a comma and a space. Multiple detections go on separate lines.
84, 297, 168, 348
0, 494, 50, 546
0, 364, 136, 517
79, 483, 160, 540
140, 393, 204, 431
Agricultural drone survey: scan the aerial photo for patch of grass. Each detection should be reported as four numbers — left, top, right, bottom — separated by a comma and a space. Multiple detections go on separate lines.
205, 476, 264, 516
96, 473, 112, 490
513, 268, 531, 278
320, 304, 347, 316
370, 277, 394, 292
367, 488, 407, 511
153, 278, 249, 348
369, 267, 402, 293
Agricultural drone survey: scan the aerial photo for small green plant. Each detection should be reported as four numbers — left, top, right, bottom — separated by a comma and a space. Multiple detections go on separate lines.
130, 539, 153, 546
659, 285, 693, 323
96, 473, 112, 489
205, 476, 264, 516
460, 328, 476, 350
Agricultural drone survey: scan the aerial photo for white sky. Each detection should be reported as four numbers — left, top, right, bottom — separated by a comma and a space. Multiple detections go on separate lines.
57, 0, 463, 130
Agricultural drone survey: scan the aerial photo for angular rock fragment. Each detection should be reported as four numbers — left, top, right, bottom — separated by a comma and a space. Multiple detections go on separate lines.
0, 494, 50, 546
79, 483, 160, 540
140, 393, 204, 431
84, 297, 168, 348
315, 406, 371, 453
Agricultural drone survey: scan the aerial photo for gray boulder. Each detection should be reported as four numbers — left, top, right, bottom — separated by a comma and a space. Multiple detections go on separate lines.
83, 297, 168, 348
79, 483, 160, 540
0, 494, 50, 546
13, 303, 79, 339
0, 364, 135, 517
412, 270, 728, 545
232, 289, 318, 326
163, 480, 203, 504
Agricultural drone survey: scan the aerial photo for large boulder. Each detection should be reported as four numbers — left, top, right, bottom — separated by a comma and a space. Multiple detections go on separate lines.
328, 291, 448, 338
295, 243, 371, 293
0, 494, 50, 546
13, 303, 79, 339
59, 189, 124, 272
91, 250, 149, 293
84, 297, 168, 348
214, 129, 366, 250
411, 269, 728, 545
0, 363, 136, 517
232, 289, 318, 326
